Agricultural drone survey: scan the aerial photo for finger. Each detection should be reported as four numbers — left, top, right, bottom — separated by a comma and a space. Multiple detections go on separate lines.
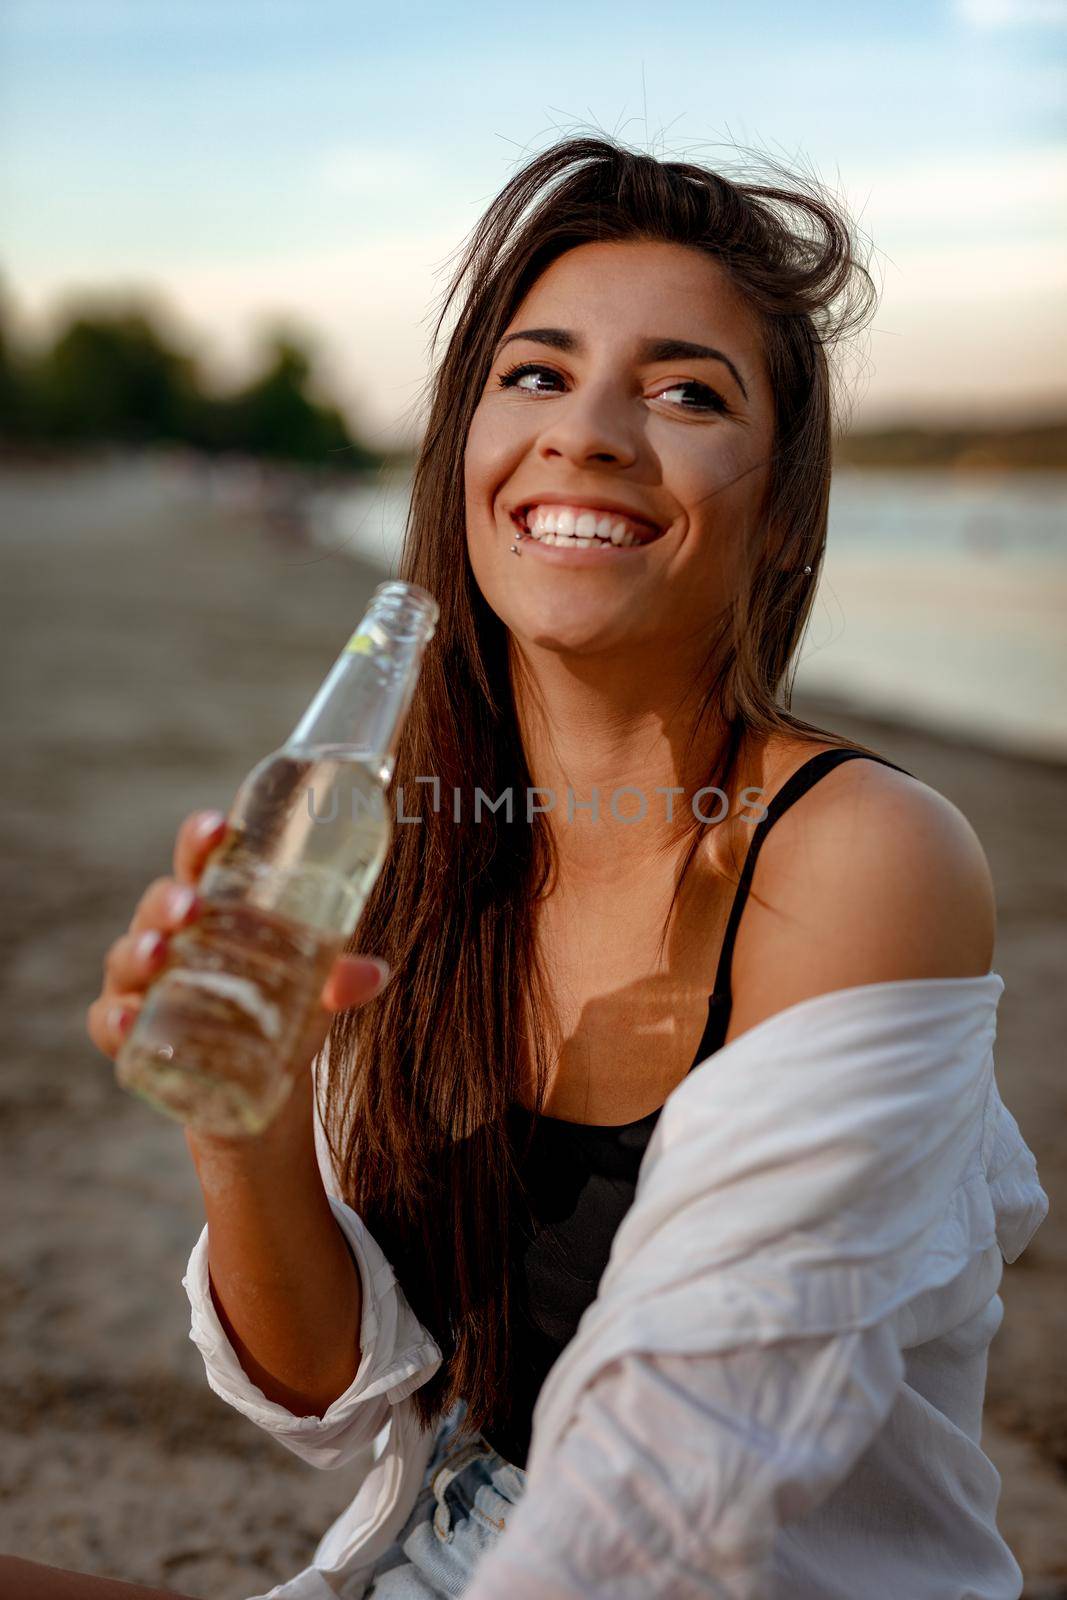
129, 878, 201, 938
103, 929, 169, 997
86, 992, 141, 1061
173, 810, 228, 886
321, 955, 391, 1012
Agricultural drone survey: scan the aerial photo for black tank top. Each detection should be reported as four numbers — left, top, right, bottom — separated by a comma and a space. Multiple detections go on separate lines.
480, 747, 913, 1469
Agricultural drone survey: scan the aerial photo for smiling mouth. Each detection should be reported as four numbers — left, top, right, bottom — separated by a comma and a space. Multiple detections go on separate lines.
511, 503, 665, 549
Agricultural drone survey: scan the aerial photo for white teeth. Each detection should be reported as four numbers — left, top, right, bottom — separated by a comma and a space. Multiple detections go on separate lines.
521, 504, 656, 548
540, 531, 615, 548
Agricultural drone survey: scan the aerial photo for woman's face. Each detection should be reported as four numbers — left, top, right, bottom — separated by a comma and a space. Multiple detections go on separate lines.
463, 238, 776, 662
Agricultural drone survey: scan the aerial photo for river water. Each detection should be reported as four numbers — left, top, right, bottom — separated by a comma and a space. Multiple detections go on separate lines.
309, 468, 1067, 763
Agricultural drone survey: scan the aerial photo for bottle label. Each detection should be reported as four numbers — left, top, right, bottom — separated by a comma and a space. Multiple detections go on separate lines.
344, 630, 375, 656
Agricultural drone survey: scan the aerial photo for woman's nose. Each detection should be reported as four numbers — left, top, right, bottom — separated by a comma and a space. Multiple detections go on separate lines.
535, 385, 640, 468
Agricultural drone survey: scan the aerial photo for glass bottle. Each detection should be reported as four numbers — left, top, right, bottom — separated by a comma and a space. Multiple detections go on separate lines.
115, 580, 439, 1137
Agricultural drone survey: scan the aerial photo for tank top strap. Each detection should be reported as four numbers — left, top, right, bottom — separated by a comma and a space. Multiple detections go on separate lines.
708, 746, 914, 1005
683, 746, 915, 1072
700, 748, 921, 1024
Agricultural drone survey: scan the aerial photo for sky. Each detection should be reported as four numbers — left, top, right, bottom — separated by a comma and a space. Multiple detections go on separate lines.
2, 0, 1065, 447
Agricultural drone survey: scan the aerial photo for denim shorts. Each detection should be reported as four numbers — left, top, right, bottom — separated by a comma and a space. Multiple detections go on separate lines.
362, 1397, 528, 1598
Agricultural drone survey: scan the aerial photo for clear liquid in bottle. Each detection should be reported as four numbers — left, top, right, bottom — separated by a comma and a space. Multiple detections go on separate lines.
116, 753, 388, 1135
114, 581, 437, 1137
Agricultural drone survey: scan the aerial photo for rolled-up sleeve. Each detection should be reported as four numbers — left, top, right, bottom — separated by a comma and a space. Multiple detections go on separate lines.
181, 1193, 442, 1470
464, 1325, 904, 1599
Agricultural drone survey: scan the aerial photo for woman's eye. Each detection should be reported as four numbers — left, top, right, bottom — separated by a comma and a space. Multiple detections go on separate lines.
654, 380, 729, 414
494, 362, 728, 415
495, 362, 564, 395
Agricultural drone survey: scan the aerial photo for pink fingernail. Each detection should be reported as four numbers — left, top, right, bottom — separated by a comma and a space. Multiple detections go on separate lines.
197, 811, 226, 838
135, 930, 165, 966
110, 1004, 134, 1038
169, 885, 197, 923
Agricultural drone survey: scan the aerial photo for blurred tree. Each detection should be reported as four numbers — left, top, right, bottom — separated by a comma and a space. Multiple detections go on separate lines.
30, 309, 198, 443
0, 292, 35, 439
0, 317, 25, 437
0, 296, 383, 471
192, 335, 378, 470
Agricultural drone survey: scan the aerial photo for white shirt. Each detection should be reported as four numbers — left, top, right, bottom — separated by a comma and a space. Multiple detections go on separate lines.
182, 972, 1048, 1599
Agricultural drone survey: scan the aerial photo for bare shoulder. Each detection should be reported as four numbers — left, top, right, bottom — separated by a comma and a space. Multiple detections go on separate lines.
723, 743, 997, 1046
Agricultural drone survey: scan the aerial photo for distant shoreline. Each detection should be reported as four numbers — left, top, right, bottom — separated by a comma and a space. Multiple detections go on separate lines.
832, 417, 1067, 472
3, 416, 1066, 476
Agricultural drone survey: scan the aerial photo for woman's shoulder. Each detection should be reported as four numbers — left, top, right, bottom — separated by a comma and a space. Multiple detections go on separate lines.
720, 731, 997, 1047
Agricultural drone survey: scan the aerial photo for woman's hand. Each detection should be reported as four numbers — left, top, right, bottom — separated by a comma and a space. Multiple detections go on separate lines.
86, 806, 391, 1068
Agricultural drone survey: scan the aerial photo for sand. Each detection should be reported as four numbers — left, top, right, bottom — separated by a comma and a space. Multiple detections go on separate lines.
2, 455, 1064, 1597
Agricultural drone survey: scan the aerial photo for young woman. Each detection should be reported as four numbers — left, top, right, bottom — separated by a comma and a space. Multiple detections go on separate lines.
15, 135, 1045, 1599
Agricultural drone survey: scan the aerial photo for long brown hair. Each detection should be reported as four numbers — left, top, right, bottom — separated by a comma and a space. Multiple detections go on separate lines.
321, 134, 884, 1441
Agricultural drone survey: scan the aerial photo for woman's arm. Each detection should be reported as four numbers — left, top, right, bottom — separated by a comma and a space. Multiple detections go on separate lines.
722, 759, 996, 1040
466, 1333, 904, 1600
89, 807, 414, 1436
0, 1555, 193, 1599
185, 1061, 364, 1419
182, 1057, 444, 1470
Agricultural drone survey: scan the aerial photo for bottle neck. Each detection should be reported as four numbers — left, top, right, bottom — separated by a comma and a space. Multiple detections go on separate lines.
284, 582, 438, 785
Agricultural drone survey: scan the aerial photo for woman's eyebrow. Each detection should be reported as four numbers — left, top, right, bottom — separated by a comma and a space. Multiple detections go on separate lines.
494, 326, 749, 401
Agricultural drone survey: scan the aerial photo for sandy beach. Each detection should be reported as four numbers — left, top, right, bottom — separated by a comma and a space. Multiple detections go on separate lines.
2, 456, 1064, 1598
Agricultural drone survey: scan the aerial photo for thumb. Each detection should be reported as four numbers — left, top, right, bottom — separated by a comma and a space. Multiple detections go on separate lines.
321, 954, 392, 1013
